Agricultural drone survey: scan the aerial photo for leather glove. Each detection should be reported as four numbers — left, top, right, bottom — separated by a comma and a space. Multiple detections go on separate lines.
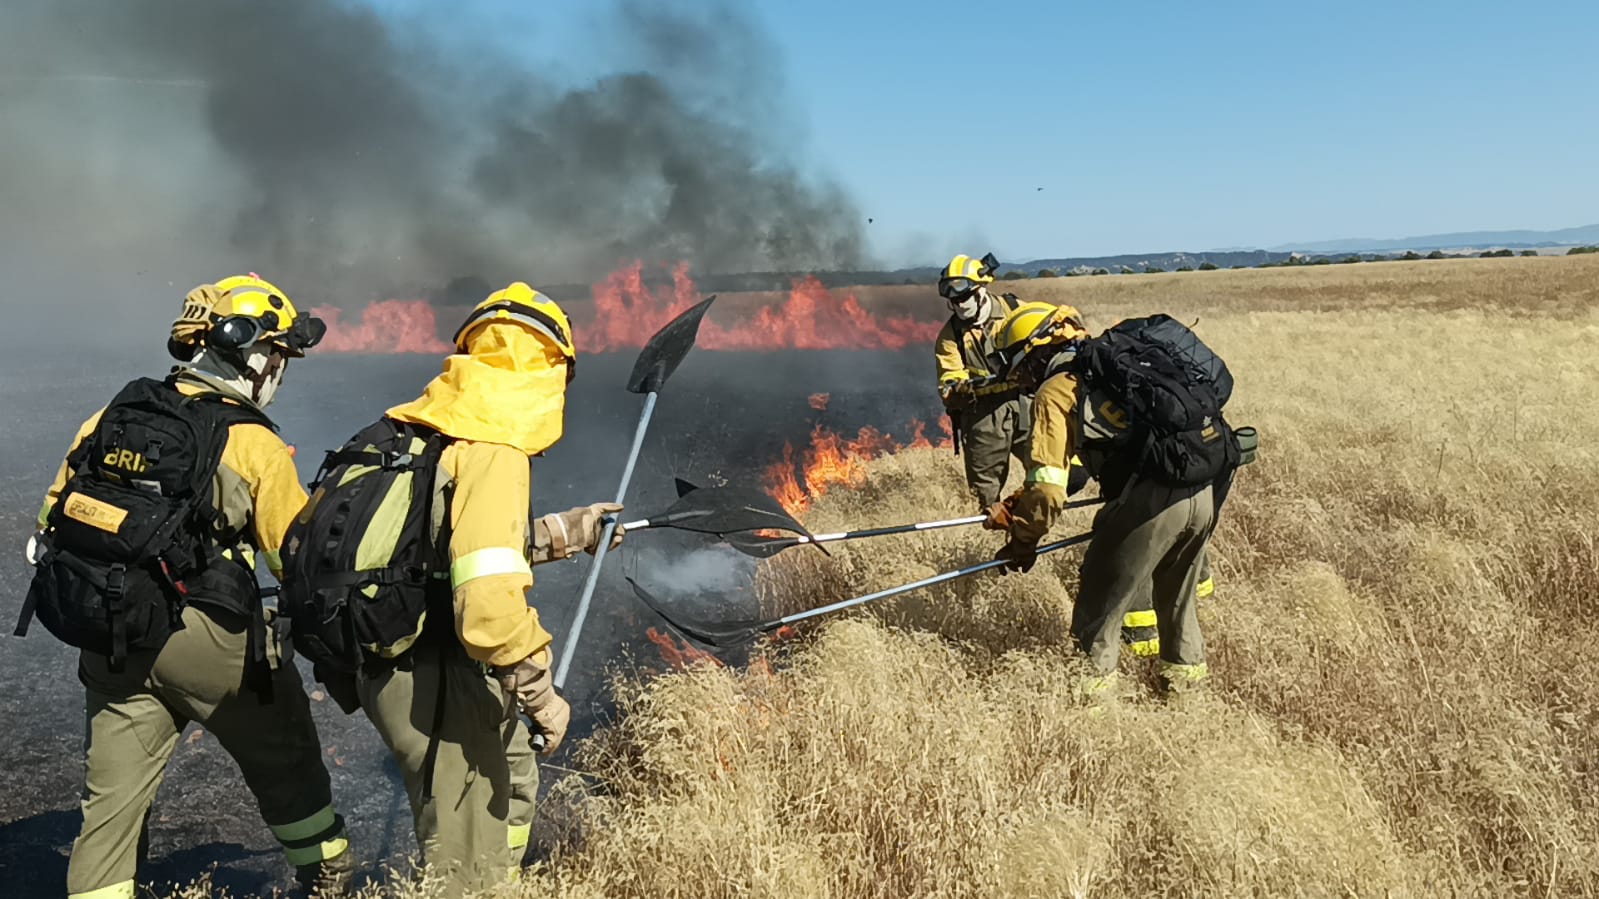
940, 379, 976, 410
994, 538, 1039, 574
983, 492, 1021, 530
538, 502, 625, 560
495, 654, 570, 756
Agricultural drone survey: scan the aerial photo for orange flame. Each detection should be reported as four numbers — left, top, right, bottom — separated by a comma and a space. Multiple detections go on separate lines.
808, 392, 831, 411
762, 418, 952, 517
312, 300, 452, 354
646, 627, 724, 670
315, 262, 941, 354
586, 262, 942, 352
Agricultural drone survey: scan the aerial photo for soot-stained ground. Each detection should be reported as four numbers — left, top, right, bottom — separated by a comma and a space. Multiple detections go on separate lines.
0, 341, 935, 896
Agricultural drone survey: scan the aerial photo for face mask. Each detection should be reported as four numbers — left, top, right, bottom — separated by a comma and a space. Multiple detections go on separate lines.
244, 346, 288, 408
952, 292, 989, 324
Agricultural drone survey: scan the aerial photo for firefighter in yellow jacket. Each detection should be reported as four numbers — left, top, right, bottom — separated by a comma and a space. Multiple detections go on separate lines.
29, 277, 353, 898
933, 253, 1035, 512
351, 282, 620, 892
985, 303, 1215, 691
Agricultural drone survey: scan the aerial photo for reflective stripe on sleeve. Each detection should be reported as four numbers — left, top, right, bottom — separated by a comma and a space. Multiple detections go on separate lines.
1025, 465, 1072, 487
451, 547, 532, 588
69, 882, 136, 899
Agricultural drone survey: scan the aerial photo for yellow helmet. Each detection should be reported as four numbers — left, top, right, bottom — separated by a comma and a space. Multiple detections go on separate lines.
453, 280, 576, 366
993, 302, 1089, 377
937, 252, 999, 302
169, 274, 326, 361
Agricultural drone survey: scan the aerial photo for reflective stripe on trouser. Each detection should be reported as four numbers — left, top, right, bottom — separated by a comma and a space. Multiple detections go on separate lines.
1195, 548, 1215, 598
1071, 479, 1215, 675
1121, 608, 1160, 657
1160, 660, 1210, 685
270, 803, 350, 866
960, 393, 1032, 510
68, 605, 340, 896
358, 639, 540, 895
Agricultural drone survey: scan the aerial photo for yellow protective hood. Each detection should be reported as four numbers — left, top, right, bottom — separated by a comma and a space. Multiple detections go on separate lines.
386, 320, 569, 455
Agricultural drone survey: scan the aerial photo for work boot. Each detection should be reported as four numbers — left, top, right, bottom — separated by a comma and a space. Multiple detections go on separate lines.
295, 847, 357, 898
1156, 661, 1209, 697
1077, 670, 1121, 717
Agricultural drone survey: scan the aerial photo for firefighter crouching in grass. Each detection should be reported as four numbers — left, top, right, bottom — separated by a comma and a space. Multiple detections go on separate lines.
983, 302, 1253, 691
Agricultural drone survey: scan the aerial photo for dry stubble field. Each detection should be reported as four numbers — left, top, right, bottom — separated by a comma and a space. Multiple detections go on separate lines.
186, 255, 1599, 898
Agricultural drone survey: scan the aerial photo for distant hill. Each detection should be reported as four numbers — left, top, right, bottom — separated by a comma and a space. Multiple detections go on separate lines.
1269, 223, 1599, 254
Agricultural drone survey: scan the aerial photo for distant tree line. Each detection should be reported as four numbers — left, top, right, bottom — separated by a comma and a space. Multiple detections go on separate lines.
1005, 245, 1585, 279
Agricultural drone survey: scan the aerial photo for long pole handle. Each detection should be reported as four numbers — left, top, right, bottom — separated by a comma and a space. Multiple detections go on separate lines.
768, 531, 1094, 630
767, 497, 1104, 549
553, 391, 659, 690
796, 514, 988, 545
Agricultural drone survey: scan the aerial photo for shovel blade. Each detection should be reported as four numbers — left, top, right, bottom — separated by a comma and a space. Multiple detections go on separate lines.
628, 296, 716, 395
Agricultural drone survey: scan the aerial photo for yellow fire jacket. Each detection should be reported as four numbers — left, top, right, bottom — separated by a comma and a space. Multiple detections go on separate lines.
40, 375, 305, 580
388, 319, 570, 668
933, 294, 1020, 405
1009, 371, 1080, 545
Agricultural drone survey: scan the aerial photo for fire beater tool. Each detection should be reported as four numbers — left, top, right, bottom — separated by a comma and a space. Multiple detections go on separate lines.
628, 530, 1095, 648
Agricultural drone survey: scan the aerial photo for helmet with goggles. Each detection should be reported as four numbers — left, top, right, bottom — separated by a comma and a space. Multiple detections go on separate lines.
937, 252, 1000, 304
168, 274, 326, 362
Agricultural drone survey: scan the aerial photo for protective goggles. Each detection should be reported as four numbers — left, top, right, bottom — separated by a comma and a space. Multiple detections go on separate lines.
939, 278, 981, 302
211, 312, 327, 356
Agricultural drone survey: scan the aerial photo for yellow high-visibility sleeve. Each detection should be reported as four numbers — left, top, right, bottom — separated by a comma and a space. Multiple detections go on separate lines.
444, 440, 552, 667
39, 409, 106, 528
1010, 373, 1080, 544
933, 320, 967, 388
222, 422, 308, 580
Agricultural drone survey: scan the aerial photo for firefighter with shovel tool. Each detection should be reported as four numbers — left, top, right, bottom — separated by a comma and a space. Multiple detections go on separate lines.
986, 302, 1256, 695
280, 283, 634, 893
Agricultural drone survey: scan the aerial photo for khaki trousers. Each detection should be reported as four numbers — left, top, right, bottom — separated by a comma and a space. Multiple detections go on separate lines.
357, 640, 539, 894
1074, 479, 1215, 681
960, 393, 1032, 510
69, 605, 346, 899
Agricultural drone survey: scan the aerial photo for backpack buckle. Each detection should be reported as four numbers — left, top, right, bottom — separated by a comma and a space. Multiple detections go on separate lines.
105, 564, 127, 600
383, 452, 415, 470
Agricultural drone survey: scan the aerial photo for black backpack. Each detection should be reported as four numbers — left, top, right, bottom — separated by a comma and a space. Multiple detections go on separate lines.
16, 377, 263, 670
279, 417, 452, 706
1071, 314, 1241, 488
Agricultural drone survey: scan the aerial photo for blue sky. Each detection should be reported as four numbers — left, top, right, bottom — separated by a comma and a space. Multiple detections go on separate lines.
386, 0, 1598, 263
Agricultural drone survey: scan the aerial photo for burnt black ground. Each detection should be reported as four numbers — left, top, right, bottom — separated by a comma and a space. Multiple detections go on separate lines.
0, 340, 936, 896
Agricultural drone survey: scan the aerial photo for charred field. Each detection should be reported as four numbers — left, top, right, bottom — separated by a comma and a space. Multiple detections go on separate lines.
0, 332, 941, 896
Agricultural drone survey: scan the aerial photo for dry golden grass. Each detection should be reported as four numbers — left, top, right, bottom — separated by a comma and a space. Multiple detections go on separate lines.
168, 255, 1599, 897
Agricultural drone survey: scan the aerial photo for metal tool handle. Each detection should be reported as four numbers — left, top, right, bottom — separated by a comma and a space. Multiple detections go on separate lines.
553, 391, 658, 691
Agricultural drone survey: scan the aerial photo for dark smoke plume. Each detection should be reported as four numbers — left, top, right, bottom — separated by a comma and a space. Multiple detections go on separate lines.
0, 0, 866, 306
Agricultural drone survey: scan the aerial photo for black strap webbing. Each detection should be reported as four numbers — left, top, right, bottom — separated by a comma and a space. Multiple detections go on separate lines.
420, 642, 449, 801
